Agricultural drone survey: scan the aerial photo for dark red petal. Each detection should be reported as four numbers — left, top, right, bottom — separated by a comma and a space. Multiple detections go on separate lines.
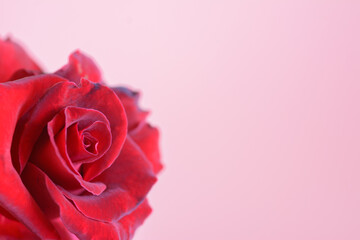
0, 75, 65, 239
130, 123, 162, 174
62, 138, 156, 222
0, 37, 42, 83
22, 163, 120, 240
55, 51, 102, 84
0, 214, 40, 240
8, 69, 42, 81
112, 87, 149, 131
117, 199, 152, 239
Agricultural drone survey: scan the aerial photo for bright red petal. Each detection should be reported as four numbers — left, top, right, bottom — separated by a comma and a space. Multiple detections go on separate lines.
112, 87, 162, 173
0, 38, 41, 83
117, 199, 152, 240
0, 214, 40, 240
55, 51, 103, 84
130, 123, 162, 174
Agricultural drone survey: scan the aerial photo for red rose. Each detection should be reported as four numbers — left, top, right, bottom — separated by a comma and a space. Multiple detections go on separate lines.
0, 37, 162, 239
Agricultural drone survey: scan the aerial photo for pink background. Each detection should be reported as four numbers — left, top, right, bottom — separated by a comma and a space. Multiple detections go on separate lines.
1, 1, 360, 239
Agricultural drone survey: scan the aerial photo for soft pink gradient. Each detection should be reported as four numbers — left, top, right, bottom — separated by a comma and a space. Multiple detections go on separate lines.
1, 1, 360, 239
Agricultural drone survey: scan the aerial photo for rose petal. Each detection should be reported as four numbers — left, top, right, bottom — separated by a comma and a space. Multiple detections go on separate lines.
0, 214, 40, 240
113, 87, 162, 173
0, 75, 66, 239
130, 123, 162, 174
10, 75, 67, 173
112, 87, 149, 131
117, 199, 152, 239
22, 163, 120, 240
55, 51, 102, 84
0, 37, 42, 82
62, 138, 156, 222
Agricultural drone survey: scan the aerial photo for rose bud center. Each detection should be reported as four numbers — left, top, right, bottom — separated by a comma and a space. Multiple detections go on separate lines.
82, 134, 98, 154
29, 106, 112, 195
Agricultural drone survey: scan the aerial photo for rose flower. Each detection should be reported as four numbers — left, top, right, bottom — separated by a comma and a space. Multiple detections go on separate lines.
0, 38, 162, 240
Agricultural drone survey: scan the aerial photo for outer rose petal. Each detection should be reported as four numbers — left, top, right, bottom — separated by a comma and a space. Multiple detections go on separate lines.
0, 38, 41, 82
117, 199, 152, 240
112, 87, 149, 131
55, 51, 103, 84
113, 87, 162, 173
130, 123, 162, 174
0, 75, 66, 239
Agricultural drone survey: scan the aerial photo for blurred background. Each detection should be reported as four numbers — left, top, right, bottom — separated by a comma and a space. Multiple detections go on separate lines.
1, 1, 360, 239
